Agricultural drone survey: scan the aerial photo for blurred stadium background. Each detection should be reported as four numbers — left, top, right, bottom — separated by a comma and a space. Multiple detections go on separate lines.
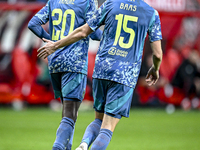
0, 0, 200, 149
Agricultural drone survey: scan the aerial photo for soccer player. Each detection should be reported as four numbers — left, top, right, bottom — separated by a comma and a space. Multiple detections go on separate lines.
28, 0, 102, 150
37, 0, 163, 150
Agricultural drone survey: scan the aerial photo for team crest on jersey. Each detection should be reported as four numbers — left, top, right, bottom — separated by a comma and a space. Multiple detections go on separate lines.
59, 0, 75, 4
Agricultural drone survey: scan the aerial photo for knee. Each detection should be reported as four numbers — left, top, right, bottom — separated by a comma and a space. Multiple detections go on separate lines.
62, 101, 81, 122
95, 111, 104, 120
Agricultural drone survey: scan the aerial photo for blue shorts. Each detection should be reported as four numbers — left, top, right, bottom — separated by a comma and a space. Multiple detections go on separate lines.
93, 79, 134, 119
50, 72, 87, 102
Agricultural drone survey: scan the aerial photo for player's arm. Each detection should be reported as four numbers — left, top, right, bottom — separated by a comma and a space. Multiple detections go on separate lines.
28, 2, 50, 40
146, 41, 163, 86
37, 23, 93, 59
145, 40, 163, 86
28, 16, 50, 40
85, 0, 103, 41
151, 40, 162, 71
146, 10, 163, 86
38, 0, 107, 58
89, 28, 102, 41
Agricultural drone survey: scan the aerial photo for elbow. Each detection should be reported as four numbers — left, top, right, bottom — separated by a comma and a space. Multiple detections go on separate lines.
153, 48, 163, 62
28, 17, 38, 30
28, 21, 35, 31
27, 18, 34, 30
153, 52, 163, 68
77, 24, 92, 39
27, 22, 32, 30
77, 28, 88, 39
154, 51, 163, 61
151, 40, 163, 61
158, 50, 163, 60
80, 32, 88, 39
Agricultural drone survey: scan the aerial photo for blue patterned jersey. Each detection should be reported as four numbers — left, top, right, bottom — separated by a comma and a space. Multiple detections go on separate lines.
34, 0, 100, 74
87, 0, 162, 88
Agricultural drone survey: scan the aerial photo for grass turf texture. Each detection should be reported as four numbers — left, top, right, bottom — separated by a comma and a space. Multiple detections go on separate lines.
0, 107, 199, 150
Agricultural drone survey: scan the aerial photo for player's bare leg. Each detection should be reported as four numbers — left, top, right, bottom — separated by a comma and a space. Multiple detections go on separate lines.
101, 113, 120, 132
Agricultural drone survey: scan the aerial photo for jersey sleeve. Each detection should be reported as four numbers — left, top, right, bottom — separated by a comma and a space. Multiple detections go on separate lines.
86, 0, 109, 31
34, 1, 50, 24
84, 0, 103, 40
28, 1, 50, 40
85, 0, 98, 22
148, 10, 162, 42
89, 28, 102, 41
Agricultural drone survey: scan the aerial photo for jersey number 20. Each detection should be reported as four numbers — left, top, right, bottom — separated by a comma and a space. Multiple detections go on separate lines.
114, 14, 138, 49
52, 9, 75, 40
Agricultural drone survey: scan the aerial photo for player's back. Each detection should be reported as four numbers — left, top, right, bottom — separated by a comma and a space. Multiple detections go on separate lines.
48, 0, 94, 41
92, 0, 161, 88
98, 0, 156, 62
45, 0, 98, 74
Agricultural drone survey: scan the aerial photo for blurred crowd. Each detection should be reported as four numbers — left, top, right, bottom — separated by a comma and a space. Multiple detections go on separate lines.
136, 47, 200, 110
0, 0, 200, 111
135, 11, 200, 110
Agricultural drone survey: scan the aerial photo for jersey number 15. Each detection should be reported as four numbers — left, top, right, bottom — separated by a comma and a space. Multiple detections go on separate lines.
114, 14, 138, 49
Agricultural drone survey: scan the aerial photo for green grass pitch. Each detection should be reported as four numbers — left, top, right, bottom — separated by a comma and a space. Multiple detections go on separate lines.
0, 107, 200, 150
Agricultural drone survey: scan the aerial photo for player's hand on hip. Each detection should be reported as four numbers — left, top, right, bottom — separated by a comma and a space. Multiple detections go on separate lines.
37, 38, 56, 59
145, 66, 159, 86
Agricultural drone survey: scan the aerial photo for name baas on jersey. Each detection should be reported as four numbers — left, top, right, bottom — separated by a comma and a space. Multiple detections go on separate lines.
87, 0, 162, 88
34, 0, 98, 75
